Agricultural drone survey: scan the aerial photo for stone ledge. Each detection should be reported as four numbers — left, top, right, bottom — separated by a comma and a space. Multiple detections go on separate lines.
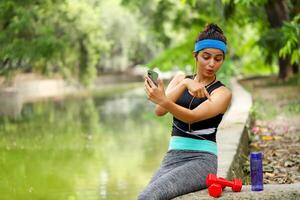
216, 78, 252, 178
173, 184, 300, 200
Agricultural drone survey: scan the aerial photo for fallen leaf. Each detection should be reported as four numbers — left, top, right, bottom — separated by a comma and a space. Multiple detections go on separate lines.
261, 135, 273, 141
273, 136, 282, 140
265, 172, 275, 178
250, 143, 260, 149
284, 160, 295, 167
263, 166, 274, 173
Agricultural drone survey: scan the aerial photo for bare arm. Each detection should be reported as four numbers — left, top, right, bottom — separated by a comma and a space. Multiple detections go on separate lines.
144, 75, 225, 123
155, 73, 186, 116
159, 87, 232, 123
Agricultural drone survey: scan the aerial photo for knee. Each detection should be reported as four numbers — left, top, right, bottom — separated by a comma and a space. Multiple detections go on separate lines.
137, 190, 152, 200
138, 186, 161, 200
137, 193, 146, 200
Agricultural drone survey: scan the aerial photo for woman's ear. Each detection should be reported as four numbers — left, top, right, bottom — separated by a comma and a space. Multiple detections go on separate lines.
193, 52, 198, 61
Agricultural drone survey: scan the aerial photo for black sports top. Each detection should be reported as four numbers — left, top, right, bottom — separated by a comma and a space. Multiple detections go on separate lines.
171, 76, 225, 142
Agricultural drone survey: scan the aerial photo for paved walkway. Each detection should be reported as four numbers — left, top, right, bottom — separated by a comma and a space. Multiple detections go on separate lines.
216, 78, 252, 178
173, 78, 300, 199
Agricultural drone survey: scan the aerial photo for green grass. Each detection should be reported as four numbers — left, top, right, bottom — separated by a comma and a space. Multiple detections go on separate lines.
265, 74, 299, 87
250, 98, 278, 120
283, 101, 300, 116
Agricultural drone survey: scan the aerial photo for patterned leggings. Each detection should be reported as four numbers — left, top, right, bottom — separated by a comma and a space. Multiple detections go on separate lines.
138, 150, 217, 200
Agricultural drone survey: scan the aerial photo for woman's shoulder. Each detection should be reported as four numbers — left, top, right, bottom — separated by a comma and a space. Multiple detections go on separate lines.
170, 72, 197, 82
211, 81, 232, 97
170, 72, 186, 83
165, 72, 186, 91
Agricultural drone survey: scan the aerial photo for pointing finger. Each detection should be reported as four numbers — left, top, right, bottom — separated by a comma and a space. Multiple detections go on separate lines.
204, 88, 211, 101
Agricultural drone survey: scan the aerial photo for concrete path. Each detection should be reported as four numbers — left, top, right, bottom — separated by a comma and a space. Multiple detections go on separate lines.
173, 78, 300, 199
216, 78, 252, 178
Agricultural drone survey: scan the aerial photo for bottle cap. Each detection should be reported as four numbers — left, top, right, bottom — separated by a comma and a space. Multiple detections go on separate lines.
250, 152, 262, 160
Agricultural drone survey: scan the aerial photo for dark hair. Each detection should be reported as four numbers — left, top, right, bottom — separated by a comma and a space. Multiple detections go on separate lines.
196, 23, 227, 44
194, 23, 227, 60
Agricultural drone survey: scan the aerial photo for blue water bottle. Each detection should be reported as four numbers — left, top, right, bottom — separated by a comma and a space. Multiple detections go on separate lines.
250, 152, 264, 191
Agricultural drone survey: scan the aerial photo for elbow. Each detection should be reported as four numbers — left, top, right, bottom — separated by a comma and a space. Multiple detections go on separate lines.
155, 107, 167, 117
184, 118, 196, 124
182, 111, 198, 124
155, 111, 166, 116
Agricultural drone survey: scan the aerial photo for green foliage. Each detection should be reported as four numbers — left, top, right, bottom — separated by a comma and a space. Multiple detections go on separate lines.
1, 0, 299, 84
98, 0, 162, 73
60, 0, 106, 85
221, 1, 278, 75
0, 0, 106, 85
148, 0, 294, 80
181, 0, 197, 7
216, 59, 237, 86
230, 0, 268, 6
0, 0, 67, 74
225, 22, 277, 75
122, 0, 196, 47
283, 102, 300, 115
279, 14, 300, 65
146, 1, 243, 85
1, 0, 188, 84
250, 98, 278, 120
222, 0, 300, 78
147, 33, 195, 71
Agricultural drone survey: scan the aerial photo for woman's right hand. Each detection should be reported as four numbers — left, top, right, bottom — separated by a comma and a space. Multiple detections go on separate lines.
182, 78, 211, 100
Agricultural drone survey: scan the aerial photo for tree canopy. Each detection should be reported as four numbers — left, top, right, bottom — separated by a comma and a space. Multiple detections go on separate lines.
0, 0, 299, 85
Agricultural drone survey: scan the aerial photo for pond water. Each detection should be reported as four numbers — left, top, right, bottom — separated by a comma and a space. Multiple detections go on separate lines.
0, 85, 172, 200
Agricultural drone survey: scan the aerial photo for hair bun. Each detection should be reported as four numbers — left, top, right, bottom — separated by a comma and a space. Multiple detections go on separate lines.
196, 23, 227, 44
204, 23, 224, 34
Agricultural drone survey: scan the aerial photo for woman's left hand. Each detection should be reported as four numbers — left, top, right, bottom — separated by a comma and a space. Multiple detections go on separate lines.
144, 76, 167, 105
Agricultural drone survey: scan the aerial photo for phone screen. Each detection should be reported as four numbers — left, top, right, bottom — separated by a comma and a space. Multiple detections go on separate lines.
147, 69, 158, 86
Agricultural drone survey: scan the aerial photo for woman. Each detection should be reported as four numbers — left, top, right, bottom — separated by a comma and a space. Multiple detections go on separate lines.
139, 23, 232, 200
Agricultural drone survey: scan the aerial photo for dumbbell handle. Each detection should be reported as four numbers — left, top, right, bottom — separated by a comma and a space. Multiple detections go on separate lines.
207, 174, 235, 187
206, 174, 242, 192
214, 178, 235, 187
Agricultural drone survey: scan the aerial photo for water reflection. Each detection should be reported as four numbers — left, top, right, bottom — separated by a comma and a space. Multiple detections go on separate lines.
0, 86, 171, 200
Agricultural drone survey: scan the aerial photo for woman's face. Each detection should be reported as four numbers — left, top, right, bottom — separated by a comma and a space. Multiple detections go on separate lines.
196, 48, 224, 77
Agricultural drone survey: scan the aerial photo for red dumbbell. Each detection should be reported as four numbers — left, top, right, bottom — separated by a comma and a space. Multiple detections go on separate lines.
208, 183, 223, 198
206, 174, 243, 192
206, 176, 226, 198
218, 177, 226, 190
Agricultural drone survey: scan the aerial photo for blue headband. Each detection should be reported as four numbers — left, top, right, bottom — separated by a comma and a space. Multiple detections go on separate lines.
194, 39, 227, 54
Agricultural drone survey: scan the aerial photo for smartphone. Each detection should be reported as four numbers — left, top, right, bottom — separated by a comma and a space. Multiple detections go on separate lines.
147, 69, 158, 86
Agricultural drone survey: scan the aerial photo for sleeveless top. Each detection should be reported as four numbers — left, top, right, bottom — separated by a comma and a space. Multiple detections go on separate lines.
171, 75, 225, 143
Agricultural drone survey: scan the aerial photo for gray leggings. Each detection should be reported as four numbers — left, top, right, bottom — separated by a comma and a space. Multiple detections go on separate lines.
138, 150, 217, 200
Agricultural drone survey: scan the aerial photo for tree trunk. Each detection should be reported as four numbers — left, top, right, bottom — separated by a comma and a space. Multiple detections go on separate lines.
265, 0, 291, 80
79, 36, 88, 76
278, 56, 290, 80
292, 63, 299, 74
298, 64, 300, 92
265, 0, 289, 28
